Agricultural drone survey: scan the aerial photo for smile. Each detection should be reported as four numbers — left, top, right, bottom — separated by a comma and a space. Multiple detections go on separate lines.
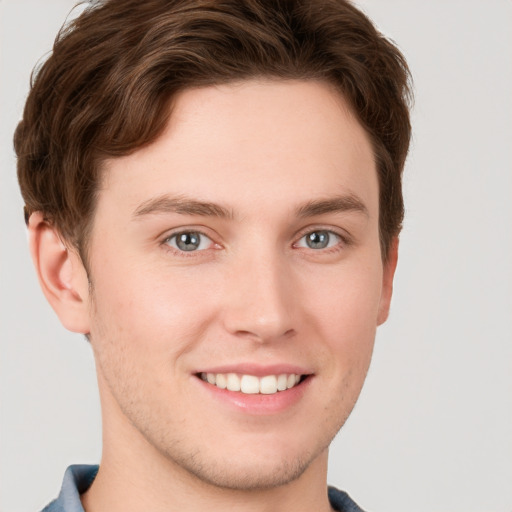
199, 372, 304, 395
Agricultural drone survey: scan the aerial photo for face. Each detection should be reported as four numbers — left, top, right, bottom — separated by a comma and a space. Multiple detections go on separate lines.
84, 80, 394, 490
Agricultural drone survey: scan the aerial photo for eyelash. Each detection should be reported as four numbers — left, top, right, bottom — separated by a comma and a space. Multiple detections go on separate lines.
293, 227, 353, 258
161, 227, 351, 257
293, 229, 349, 253
162, 229, 217, 258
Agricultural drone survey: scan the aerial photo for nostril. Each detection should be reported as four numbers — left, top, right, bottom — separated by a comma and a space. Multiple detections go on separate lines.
232, 327, 296, 343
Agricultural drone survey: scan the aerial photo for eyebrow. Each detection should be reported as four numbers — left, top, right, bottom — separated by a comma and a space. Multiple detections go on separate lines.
132, 193, 368, 221
133, 194, 234, 219
295, 194, 369, 218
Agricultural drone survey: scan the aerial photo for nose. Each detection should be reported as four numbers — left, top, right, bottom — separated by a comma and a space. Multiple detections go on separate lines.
221, 251, 297, 343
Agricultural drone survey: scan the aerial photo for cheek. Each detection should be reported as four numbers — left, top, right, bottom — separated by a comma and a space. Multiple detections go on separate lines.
311, 261, 382, 329
305, 259, 383, 369
88, 260, 219, 361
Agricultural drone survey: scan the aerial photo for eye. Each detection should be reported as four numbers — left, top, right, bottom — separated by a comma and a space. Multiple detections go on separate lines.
296, 230, 341, 250
165, 231, 212, 252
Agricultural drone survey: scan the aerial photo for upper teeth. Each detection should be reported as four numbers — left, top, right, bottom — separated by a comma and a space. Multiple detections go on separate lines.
200, 372, 302, 395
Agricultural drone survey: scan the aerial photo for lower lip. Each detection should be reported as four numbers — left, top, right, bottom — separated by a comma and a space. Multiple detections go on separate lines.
194, 375, 312, 415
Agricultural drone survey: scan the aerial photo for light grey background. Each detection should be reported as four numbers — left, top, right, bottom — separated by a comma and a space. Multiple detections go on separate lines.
1, 1, 511, 511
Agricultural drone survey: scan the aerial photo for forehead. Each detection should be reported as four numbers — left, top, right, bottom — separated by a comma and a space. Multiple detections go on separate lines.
97, 79, 378, 220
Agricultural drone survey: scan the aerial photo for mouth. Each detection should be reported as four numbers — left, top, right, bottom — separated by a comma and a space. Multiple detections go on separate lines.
197, 372, 308, 395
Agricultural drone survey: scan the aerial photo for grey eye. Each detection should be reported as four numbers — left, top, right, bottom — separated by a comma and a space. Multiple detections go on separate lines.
166, 231, 211, 252
306, 231, 329, 249
298, 230, 341, 250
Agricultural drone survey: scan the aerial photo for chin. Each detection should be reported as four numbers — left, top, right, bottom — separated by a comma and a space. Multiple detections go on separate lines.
151, 425, 334, 492
165, 448, 317, 491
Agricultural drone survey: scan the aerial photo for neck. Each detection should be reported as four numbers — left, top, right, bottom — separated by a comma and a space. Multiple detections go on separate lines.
81, 387, 333, 512
82, 452, 332, 512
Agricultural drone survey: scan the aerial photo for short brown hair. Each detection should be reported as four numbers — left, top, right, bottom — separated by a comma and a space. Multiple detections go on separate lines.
14, 0, 412, 261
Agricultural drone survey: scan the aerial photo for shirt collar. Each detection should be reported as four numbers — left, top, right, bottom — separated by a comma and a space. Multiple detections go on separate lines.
41, 465, 364, 512
41, 465, 98, 512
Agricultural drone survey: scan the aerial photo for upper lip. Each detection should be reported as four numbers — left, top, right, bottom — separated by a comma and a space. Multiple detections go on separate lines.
194, 363, 313, 377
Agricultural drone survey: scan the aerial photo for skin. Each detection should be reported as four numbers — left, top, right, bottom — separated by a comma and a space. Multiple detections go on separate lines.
29, 79, 398, 512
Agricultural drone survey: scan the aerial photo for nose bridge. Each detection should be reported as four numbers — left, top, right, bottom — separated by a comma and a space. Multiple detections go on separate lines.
222, 242, 296, 342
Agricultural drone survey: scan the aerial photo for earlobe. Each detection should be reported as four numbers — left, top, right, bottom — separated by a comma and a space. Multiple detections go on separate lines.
28, 212, 91, 334
377, 237, 399, 326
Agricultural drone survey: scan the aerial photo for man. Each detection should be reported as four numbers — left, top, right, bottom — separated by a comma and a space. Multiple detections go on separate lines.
14, 0, 411, 510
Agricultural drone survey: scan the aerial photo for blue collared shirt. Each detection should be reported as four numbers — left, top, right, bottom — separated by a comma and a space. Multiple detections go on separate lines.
41, 465, 365, 512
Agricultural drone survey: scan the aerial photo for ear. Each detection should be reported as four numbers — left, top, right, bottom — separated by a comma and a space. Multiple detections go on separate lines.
377, 237, 399, 326
28, 212, 91, 333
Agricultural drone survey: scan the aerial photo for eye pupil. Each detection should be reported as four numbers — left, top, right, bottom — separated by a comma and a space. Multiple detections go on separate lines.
306, 231, 329, 249
176, 232, 201, 251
